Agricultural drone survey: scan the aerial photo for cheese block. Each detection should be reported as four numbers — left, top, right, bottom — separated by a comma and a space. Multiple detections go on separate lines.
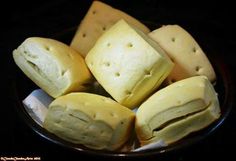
43, 92, 135, 151
13, 37, 92, 98
135, 76, 220, 146
149, 25, 216, 84
70, 1, 150, 57
85, 19, 174, 109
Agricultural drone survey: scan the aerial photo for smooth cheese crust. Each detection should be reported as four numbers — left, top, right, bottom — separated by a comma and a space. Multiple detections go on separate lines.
85, 19, 174, 109
70, 1, 150, 57
13, 37, 92, 98
43, 92, 135, 151
149, 25, 216, 84
135, 76, 220, 146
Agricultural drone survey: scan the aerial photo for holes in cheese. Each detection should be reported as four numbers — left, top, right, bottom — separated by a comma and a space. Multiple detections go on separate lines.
115, 72, 120, 77
192, 47, 197, 53
195, 66, 201, 72
144, 69, 151, 76
82, 33, 86, 38
171, 37, 176, 42
45, 46, 50, 51
107, 43, 111, 47
102, 26, 106, 31
104, 62, 110, 67
127, 42, 133, 48
125, 90, 132, 95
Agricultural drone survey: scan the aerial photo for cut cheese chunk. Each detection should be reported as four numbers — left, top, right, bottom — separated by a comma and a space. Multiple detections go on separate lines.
85, 19, 174, 109
43, 92, 135, 151
149, 25, 216, 84
135, 76, 220, 146
13, 37, 92, 98
70, 1, 150, 57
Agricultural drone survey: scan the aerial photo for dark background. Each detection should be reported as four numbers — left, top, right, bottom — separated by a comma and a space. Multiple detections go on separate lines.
1, 0, 236, 160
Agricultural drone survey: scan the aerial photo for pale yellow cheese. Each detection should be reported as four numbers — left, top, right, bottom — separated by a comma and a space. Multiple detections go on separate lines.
85, 19, 174, 109
43, 92, 135, 151
13, 37, 92, 98
70, 1, 150, 57
135, 76, 220, 146
149, 25, 216, 84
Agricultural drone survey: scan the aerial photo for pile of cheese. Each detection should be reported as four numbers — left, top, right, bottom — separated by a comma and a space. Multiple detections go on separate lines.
13, 1, 220, 151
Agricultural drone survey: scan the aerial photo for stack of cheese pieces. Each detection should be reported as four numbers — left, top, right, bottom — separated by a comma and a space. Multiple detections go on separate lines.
13, 0, 220, 151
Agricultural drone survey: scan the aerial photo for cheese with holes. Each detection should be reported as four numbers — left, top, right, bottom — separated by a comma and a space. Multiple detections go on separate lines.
85, 20, 174, 109
135, 76, 220, 146
13, 37, 92, 98
43, 92, 135, 151
70, 1, 150, 57
149, 25, 216, 84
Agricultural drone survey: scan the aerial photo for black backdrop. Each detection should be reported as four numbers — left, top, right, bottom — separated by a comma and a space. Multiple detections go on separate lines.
1, 0, 236, 160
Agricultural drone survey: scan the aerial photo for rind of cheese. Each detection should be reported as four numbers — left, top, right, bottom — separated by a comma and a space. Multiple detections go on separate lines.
135, 76, 220, 145
70, 1, 150, 57
13, 37, 92, 98
85, 19, 174, 109
149, 25, 216, 84
43, 92, 135, 151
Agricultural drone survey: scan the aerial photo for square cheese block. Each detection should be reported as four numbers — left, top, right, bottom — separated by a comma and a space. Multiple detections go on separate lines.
70, 1, 150, 57
135, 76, 220, 146
13, 37, 92, 98
85, 19, 174, 109
44, 92, 135, 151
149, 25, 216, 84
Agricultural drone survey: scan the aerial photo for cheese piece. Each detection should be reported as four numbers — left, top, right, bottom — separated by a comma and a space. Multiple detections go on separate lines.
149, 25, 216, 84
135, 76, 221, 146
43, 92, 135, 151
85, 19, 174, 109
70, 1, 150, 57
13, 37, 92, 98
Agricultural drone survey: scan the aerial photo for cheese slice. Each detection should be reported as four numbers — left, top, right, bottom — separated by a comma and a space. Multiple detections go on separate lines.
135, 76, 220, 146
149, 25, 216, 84
85, 19, 174, 109
13, 37, 92, 98
43, 92, 135, 151
70, 1, 150, 57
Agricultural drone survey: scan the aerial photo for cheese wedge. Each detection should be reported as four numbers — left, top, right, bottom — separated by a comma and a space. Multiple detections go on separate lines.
149, 25, 216, 84
13, 37, 92, 98
43, 92, 135, 151
135, 76, 220, 146
85, 19, 174, 109
70, 1, 150, 57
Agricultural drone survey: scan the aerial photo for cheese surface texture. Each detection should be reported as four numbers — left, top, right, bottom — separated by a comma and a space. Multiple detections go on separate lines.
85, 19, 174, 109
135, 76, 220, 146
43, 92, 135, 151
149, 25, 216, 84
70, 1, 150, 57
13, 37, 92, 98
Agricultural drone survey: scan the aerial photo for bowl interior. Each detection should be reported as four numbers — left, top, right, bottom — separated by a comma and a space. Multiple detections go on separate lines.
11, 22, 233, 158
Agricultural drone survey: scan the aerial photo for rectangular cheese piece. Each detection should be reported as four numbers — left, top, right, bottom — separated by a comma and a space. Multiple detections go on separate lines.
44, 92, 135, 151
149, 25, 216, 84
85, 19, 173, 109
135, 76, 220, 146
70, 1, 150, 57
13, 37, 92, 98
